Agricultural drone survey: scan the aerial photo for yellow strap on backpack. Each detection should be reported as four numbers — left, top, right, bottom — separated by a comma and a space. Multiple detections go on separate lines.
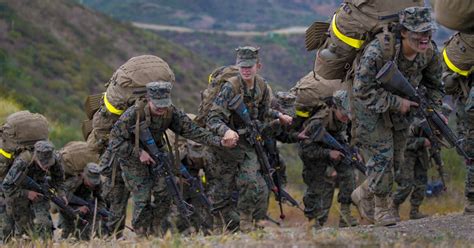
103, 92, 124, 115
331, 14, 365, 49
296, 109, 310, 118
0, 148, 12, 159
443, 48, 470, 77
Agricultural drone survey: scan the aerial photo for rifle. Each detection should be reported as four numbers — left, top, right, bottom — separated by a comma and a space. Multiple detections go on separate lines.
179, 164, 212, 209
68, 194, 135, 231
376, 61, 471, 162
229, 94, 303, 220
137, 123, 193, 225
14, 174, 88, 225
265, 139, 304, 216
418, 119, 447, 191
310, 126, 367, 174
68, 195, 113, 220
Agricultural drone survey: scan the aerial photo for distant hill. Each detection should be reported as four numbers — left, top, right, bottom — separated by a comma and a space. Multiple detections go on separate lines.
0, 0, 220, 143
78, 0, 337, 31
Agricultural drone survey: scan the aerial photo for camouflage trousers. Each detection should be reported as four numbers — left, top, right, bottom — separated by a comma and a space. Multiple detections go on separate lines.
0, 192, 14, 242
207, 147, 269, 230
101, 157, 130, 237
455, 101, 474, 200
392, 151, 428, 207
5, 196, 52, 238
356, 115, 409, 197
299, 152, 355, 223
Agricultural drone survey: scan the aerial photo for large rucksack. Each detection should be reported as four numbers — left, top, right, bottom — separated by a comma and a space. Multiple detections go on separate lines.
195, 65, 240, 126
290, 72, 345, 117
84, 55, 175, 152
59, 141, 99, 176
306, 0, 423, 80
0, 111, 49, 153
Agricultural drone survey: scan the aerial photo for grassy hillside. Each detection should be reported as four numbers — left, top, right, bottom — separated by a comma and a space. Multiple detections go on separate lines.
0, 0, 218, 144
79, 0, 337, 31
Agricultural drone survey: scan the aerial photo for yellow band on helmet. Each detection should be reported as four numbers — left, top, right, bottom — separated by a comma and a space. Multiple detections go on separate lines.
443, 48, 470, 77
0, 148, 12, 159
103, 92, 124, 115
296, 109, 310, 118
331, 14, 365, 49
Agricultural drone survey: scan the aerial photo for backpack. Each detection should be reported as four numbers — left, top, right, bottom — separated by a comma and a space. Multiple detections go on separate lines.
0, 111, 49, 153
290, 71, 345, 117
195, 65, 240, 126
60, 141, 99, 176
310, 0, 423, 80
195, 65, 268, 127
85, 55, 175, 150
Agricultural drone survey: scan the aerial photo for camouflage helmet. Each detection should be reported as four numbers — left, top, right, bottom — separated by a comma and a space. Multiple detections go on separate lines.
399, 7, 436, 32
332, 90, 350, 116
274, 91, 296, 116
146, 81, 172, 108
34, 140, 55, 167
83, 162, 101, 186
236, 46, 259, 67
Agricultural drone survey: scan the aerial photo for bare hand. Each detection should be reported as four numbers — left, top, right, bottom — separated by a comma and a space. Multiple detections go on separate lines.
423, 138, 431, 148
62, 196, 69, 205
139, 150, 156, 165
400, 98, 419, 114
223, 129, 239, 147
329, 150, 344, 161
297, 127, 310, 140
278, 113, 293, 126
438, 113, 448, 125
78, 206, 90, 214
27, 191, 43, 202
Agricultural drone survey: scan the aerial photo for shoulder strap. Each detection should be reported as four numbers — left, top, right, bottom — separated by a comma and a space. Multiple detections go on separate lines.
227, 75, 243, 95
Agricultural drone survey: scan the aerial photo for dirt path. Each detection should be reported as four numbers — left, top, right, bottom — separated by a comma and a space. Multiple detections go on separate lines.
132, 22, 307, 36
211, 213, 474, 247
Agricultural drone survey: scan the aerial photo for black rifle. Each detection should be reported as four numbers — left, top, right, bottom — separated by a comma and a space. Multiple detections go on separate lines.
376, 61, 471, 162
265, 139, 304, 217
229, 95, 303, 220
419, 119, 447, 191
311, 126, 367, 174
179, 164, 212, 209
68, 195, 113, 220
14, 174, 88, 225
137, 123, 193, 225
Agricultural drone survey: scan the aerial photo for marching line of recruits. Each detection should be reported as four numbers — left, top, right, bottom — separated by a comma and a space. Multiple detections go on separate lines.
0, 3, 473, 242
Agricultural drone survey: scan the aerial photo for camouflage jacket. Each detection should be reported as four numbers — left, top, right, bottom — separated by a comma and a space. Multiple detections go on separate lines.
63, 175, 105, 210
298, 107, 347, 161
353, 38, 444, 130
108, 103, 221, 161
2, 150, 65, 199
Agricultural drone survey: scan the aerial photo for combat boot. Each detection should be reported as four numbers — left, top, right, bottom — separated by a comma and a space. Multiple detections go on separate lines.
338, 203, 358, 227
351, 180, 375, 224
463, 198, 474, 215
409, 205, 428, 219
308, 218, 322, 230
374, 195, 397, 226
389, 201, 401, 222
239, 213, 254, 233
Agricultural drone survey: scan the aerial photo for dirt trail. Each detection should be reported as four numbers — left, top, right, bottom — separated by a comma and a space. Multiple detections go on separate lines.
214, 213, 474, 247
132, 22, 307, 36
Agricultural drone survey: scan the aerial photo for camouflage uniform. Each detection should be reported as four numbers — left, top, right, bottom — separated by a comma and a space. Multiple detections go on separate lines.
2, 141, 66, 238
352, 7, 443, 225
0, 149, 14, 243
443, 32, 474, 214
207, 46, 280, 231
59, 163, 106, 239
298, 90, 356, 228
392, 105, 453, 219
105, 82, 222, 235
